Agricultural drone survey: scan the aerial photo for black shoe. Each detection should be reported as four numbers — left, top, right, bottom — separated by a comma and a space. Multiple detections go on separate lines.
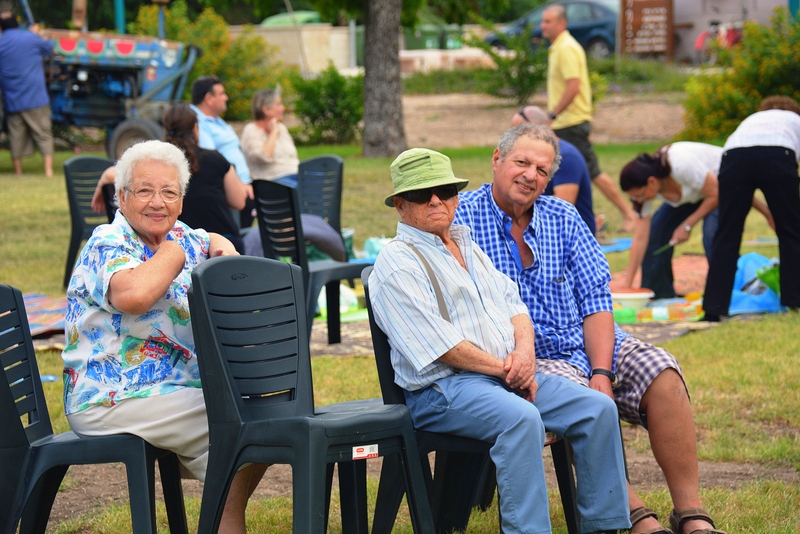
703, 313, 721, 322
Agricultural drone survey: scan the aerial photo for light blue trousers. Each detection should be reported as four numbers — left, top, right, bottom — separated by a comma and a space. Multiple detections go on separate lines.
404, 372, 631, 534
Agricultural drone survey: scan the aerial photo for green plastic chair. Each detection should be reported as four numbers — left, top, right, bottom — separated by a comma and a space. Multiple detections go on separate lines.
187, 255, 435, 533
0, 284, 187, 534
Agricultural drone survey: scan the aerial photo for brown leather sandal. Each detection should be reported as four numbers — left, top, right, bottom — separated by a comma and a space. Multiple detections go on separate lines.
629, 506, 672, 534
668, 508, 727, 534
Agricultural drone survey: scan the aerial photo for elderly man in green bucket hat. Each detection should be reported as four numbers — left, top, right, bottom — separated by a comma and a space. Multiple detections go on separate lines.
368, 147, 630, 534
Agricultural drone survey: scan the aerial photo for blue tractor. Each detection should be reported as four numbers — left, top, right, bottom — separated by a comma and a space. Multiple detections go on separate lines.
17, 0, 199, 158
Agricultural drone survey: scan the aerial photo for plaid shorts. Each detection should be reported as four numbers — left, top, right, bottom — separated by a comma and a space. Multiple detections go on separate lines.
536, 336, 686, 429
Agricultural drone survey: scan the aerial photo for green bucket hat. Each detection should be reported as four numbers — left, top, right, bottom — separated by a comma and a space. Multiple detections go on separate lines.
385, 148, 469, 207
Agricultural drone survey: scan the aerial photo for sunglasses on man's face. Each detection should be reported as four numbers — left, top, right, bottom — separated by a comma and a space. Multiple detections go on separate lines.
399, 184, 459, 204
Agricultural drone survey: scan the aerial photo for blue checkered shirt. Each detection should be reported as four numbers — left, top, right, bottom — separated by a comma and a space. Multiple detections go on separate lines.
454, 183, 630, 376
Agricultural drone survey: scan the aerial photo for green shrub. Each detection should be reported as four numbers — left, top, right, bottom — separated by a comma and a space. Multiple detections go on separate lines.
464, 19, 548, 105
129, 0, 294, 121
680, 7, 800, 142
589, 56, 689, 93
403, 67, 497, 95
289, 64, 364, 145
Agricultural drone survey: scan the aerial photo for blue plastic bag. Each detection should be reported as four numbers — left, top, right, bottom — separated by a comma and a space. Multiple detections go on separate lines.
728, 252, 782, 315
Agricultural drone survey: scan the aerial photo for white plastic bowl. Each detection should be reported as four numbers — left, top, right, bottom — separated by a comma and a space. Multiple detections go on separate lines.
611, 289, 655, 310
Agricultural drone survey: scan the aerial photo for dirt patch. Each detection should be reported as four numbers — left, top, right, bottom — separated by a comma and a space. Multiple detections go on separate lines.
401, 92, 685, 148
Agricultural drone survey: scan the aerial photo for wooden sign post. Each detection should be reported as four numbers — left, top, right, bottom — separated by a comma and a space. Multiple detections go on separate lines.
622, 0, 674, 59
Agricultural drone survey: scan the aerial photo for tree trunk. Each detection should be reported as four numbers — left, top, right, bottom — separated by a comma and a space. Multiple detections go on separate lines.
362, 0, 406, 158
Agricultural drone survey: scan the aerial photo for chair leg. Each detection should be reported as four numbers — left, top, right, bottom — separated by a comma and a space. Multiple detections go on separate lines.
337, 460, 369, 534
158, 453, 188, 534
326, 281, 341, 345
396, 437, 436, 534
371, 454, 407, 534
123, 450, 159, 534
19, 466, 69, 534
197, 455, 239, 534
431, 451, 486, 533
472, 460, 497, 511
551, 438, 580, 534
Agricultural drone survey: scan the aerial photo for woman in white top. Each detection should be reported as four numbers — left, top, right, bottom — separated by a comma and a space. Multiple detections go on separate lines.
240, 86, 299, 186
616, 141, 772, 299
704, 95, 800, 320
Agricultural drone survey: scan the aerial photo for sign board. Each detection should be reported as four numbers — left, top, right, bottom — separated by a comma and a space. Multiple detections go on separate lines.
622, 0, 674, 57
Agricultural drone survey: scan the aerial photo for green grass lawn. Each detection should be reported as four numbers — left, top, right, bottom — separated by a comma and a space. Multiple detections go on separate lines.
2, 139, 798, 533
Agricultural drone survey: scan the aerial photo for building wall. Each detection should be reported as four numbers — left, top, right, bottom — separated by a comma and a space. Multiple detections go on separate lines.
672, 0, 785, 62
229, 24, 355, 74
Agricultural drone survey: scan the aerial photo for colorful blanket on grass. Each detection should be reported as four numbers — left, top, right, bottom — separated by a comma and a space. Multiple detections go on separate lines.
23, 293, 67, 337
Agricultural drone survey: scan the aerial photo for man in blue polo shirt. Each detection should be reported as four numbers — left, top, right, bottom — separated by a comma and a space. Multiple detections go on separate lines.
189, 75, 255, 226
0, 6, 54, 177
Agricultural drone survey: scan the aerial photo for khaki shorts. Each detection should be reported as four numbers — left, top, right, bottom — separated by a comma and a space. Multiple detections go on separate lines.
7, 104, 53, 158
67, 387, 210, 481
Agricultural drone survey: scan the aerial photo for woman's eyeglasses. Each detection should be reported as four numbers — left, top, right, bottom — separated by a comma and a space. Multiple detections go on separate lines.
399, 184, 459, 204
125, 187, 182, 203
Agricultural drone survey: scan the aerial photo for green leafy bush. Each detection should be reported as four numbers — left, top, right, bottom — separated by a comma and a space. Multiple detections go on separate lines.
464, 20, 548, 105
403, 67, 498, 95
589, 56, 689, 93
680, 7, 800, 142
129, 0, 294, 121
289, 64, 364, 145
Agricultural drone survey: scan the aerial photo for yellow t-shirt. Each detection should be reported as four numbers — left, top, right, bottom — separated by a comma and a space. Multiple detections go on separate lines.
547, 30, 592, 129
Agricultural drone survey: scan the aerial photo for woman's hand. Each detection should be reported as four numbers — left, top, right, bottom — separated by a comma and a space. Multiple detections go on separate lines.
264, 117, 279, 135
91, 166, 117, 214
208, 233, 239, 257
670, 224, 691, 245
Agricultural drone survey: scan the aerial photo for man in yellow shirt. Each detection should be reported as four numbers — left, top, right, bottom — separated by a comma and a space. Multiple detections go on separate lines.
541, 4, 636, 233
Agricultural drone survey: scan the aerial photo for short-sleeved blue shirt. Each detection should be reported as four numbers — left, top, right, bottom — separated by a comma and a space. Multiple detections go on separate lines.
546, 139, 595, 234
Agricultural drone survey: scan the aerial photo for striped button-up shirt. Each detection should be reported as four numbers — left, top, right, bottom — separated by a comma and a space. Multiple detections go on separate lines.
369, 222, 529, 392
454, 184, 629, 377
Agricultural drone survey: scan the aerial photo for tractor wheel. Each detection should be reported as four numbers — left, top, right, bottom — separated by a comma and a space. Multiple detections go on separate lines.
107, 118, 164, 159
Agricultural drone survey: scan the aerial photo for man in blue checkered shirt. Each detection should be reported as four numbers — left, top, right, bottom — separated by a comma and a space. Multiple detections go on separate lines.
454, 123, 726, 534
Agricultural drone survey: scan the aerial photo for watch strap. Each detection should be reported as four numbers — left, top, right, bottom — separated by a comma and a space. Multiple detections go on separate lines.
590, 368, 615, 383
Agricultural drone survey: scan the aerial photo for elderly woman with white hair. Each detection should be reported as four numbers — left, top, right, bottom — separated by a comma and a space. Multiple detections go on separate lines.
240, 86, 300, 186
62, 140, 266, 534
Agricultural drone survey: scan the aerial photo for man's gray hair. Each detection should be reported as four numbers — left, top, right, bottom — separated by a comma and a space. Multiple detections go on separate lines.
115, 140, 191, 196
497, 123, 562, 176
251, 86, 282, 120
546, 4, 567, 22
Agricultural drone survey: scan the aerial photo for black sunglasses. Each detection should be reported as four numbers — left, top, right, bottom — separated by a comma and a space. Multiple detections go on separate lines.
517, 106, 530, 122
399, 184, 459, 204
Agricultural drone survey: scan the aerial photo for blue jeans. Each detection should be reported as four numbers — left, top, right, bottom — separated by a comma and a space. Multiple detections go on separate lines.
642, 200, 718, 299
404, 372, 630, 534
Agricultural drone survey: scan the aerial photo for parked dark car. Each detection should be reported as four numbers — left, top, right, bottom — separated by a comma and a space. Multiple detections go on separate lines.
485, 0, 618, 59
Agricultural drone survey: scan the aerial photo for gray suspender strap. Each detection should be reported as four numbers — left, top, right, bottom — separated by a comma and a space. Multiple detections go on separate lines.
404, 241, 451, 322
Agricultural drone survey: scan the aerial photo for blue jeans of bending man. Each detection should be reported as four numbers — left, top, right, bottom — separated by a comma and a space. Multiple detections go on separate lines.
404, 372, 630, 534
642, 200, 718, 299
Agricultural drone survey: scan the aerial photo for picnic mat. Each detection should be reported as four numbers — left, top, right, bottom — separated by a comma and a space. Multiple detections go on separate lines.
23, 293, 67, 338
599, 237, 632, 254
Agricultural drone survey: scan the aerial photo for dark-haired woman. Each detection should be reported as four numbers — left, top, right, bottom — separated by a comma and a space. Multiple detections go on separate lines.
164, 104, 249, 253
92, 104, 249, 253
615, 142, 771, 299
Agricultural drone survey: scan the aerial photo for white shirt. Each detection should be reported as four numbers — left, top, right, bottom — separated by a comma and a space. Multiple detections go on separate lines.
724, 109, 800, 160
369, 222, 529, 392
640, 142, 722, 216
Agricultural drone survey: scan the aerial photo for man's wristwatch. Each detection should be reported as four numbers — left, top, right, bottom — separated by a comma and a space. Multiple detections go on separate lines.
548, 111, 557, 120
590, 368, 616, 386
